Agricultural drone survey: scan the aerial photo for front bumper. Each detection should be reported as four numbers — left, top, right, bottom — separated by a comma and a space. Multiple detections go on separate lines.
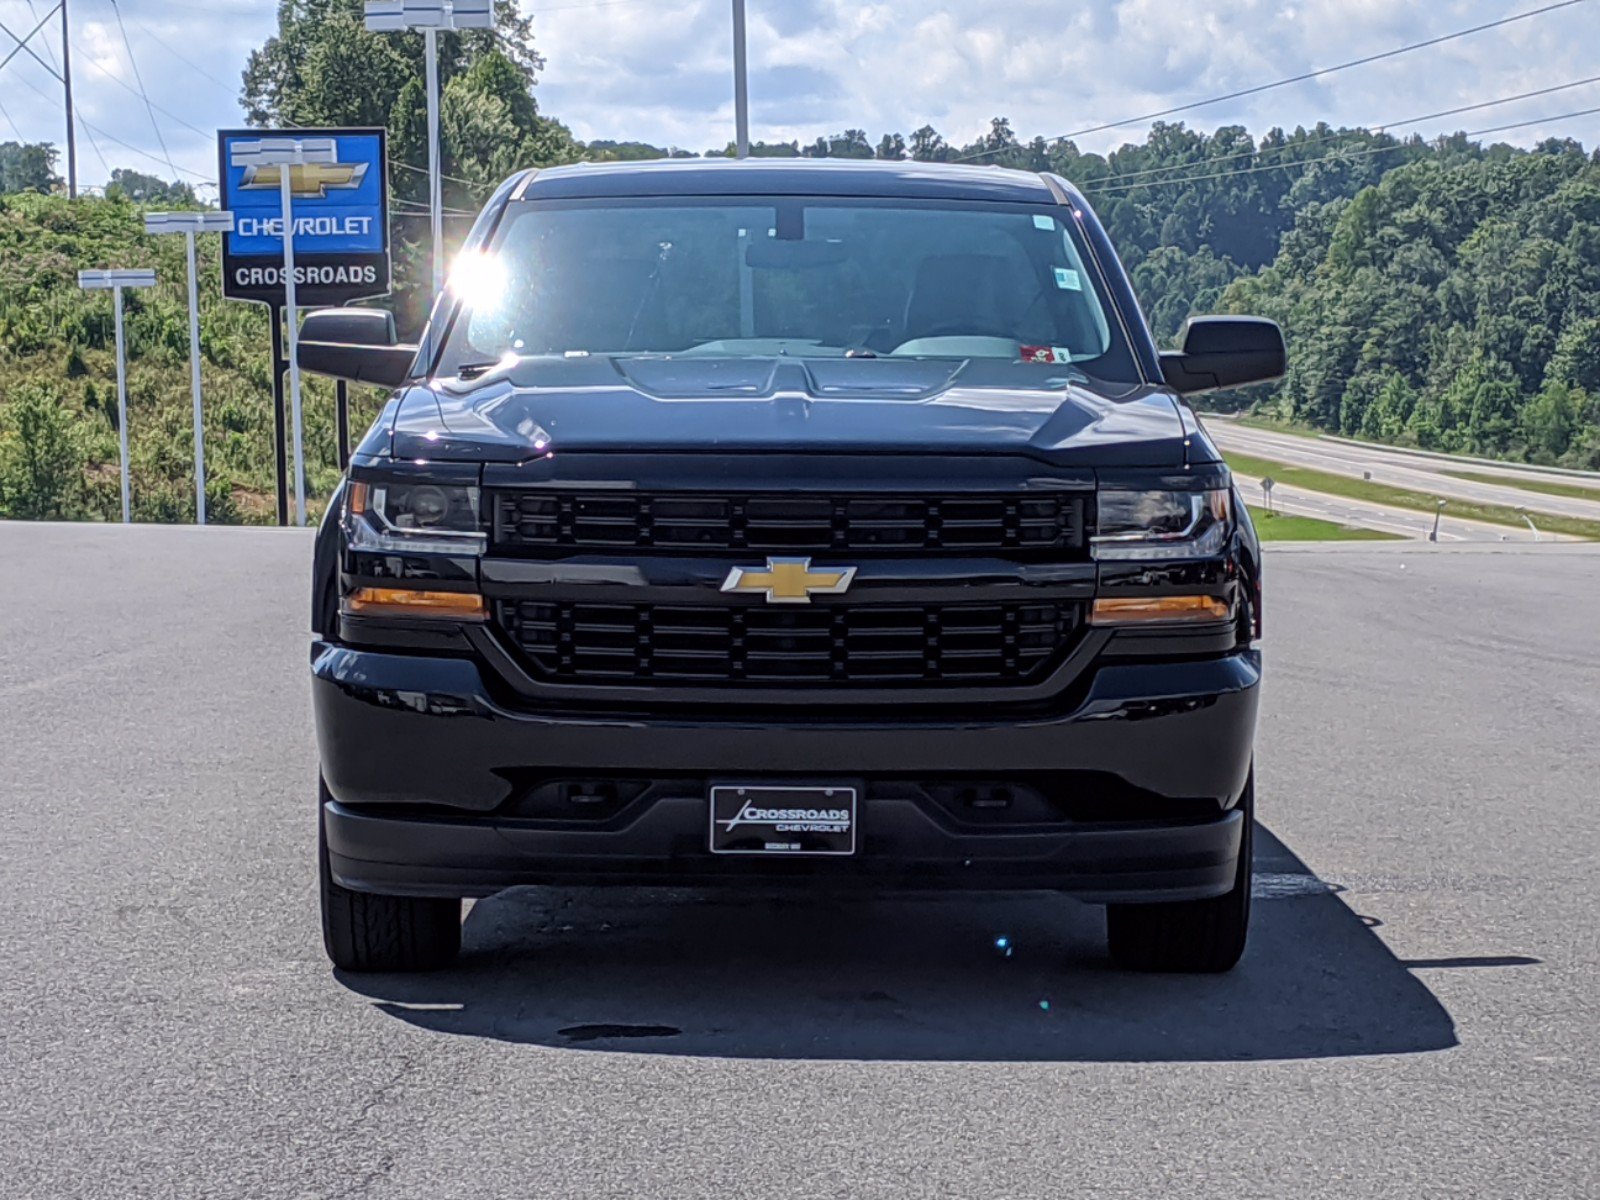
313, 644, 1259, 901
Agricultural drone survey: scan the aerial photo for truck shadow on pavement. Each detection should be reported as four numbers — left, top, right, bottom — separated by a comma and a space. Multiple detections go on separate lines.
340, 826, 1463, 1062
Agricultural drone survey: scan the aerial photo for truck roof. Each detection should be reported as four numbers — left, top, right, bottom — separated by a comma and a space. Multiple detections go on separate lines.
514, 158, 1068, 204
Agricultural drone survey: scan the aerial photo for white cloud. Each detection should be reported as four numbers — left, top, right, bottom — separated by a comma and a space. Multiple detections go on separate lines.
1, 0, 1596, 192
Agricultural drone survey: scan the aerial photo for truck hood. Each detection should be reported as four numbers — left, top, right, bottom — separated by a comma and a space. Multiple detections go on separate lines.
388, 355, 1192, 467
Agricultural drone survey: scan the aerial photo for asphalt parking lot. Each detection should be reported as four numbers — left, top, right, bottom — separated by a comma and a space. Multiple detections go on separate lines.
2, 523, 1597, 1199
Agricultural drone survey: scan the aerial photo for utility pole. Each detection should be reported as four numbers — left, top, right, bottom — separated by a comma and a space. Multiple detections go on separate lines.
0, 0, 78, 195
60, 0, 75, 197
731, 0, 749, 157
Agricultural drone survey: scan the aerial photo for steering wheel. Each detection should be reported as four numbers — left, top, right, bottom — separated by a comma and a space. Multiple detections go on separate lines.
911, 319, 1016, 340
908, 288, 1058, 344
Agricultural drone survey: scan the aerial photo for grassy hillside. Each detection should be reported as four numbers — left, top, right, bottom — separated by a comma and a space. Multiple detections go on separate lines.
0, 192, 386, 523
1222, 148, 1600, 468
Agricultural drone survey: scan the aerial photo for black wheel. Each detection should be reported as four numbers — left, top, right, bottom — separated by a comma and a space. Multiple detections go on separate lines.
319, 785, 461, 973
1105, 769, 1254, 973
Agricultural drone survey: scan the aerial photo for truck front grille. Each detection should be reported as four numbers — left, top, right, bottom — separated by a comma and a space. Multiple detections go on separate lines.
492, 490, 1086, 556
496, 600, 1081, 686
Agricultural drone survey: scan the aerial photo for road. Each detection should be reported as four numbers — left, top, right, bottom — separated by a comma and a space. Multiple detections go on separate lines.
3, 523, 1598, 1199
1232, 471, 1547, 542
1207, 418, 1600, 527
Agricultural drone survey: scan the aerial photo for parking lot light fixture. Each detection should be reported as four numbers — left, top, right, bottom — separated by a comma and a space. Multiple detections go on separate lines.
143, 211, 236, 525
364, 0, 492, 297
77, 268, 158, 524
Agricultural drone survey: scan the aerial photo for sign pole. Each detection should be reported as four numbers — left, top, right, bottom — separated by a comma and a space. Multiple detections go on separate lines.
336, 380, 351, 469
425, 25, 443, 296
364, 4, 488, 291
183, 230, 206, 523
732, 0, 749, 158
113, 284, 130, 524
78, 268, 156, 524
145, 210, 234, 525
278, 161, 306, 526
269, 305, 289, 526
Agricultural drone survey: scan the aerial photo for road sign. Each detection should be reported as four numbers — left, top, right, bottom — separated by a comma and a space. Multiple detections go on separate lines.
1261, 476, 1275, 513
216, 127, 390, 307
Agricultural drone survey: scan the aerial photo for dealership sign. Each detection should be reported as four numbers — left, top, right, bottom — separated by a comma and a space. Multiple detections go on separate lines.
216, 127, 390, 307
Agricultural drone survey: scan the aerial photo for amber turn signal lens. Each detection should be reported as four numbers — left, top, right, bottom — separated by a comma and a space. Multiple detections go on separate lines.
1090, 595, 1233, 626
344, 587, 486, 620
346, 480, 370, 516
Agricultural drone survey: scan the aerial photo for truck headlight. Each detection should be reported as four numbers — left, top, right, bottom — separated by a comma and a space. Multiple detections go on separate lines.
1091, 488, 1231, 560
345, 480, 486, 555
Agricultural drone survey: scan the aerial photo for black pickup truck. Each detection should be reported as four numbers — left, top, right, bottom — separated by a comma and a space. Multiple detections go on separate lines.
300, 159, 1282, 975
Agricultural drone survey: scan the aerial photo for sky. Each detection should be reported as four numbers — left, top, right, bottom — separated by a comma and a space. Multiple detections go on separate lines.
2, 0, 1599, 199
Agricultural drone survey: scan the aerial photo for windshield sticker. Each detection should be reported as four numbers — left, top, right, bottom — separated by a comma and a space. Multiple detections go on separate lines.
1033, 214, 1055, 231
1054, 267, 1081, 291
1020, 345, 1077, 364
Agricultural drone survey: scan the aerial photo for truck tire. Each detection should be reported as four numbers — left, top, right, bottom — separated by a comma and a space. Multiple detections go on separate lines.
1105, 769, 1253, 973
318, 785, 461, 973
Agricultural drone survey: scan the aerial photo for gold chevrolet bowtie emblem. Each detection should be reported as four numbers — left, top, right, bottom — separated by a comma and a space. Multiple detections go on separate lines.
721, 557, 857, 604
239, 161, 368, 198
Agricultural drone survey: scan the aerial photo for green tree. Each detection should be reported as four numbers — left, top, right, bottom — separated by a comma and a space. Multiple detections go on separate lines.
0, 383, 84, 519
1519, 381, 1579, 460
908, 125, 948, 162
0, 142, 60, 194
106, 169, 197, 206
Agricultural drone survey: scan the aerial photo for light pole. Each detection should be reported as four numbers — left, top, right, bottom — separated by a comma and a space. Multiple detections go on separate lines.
1429, 498, 1447, 543
144, 210, 235, 525
365, 0, 491, 296
731, 0, 749, 157
230, 137, 338, 526
77, 268, 157, 524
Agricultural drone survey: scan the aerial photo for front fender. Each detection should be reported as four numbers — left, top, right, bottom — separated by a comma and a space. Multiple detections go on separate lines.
311, 477, 347, 645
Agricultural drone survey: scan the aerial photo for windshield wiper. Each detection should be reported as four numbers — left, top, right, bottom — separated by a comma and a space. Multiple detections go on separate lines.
455, 359, 502, 380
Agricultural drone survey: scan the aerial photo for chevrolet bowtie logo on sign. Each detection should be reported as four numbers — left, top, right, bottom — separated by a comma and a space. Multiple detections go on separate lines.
237, 161, 369, 199
721, 557, 857, 604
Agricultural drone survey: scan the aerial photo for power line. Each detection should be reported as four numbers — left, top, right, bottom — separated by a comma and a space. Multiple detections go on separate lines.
77, 117, 111, 174
1091, 73, 1600, 189
76, 113, 214, 183
958, 0, 1595, 161
113, 10, 236, 92
1088, 101, 1600, 196
388, 155, 487, 193
0, 95, 23, 140
71, 39, 212, 138
22, 0, 62, 73
1464, 102, 1600, 140
106, 0, 178, 179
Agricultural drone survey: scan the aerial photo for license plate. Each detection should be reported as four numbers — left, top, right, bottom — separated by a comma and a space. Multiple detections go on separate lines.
708, 784, 858, 856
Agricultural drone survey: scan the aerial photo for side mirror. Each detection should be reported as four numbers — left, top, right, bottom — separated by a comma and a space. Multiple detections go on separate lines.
297, 307, 418, 389
1159, 316, 1286, 396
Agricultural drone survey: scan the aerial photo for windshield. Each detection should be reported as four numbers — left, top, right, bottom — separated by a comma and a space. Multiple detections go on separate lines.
440, 197, 1142, 383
